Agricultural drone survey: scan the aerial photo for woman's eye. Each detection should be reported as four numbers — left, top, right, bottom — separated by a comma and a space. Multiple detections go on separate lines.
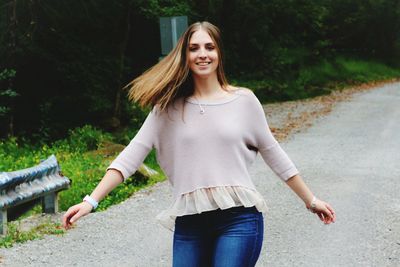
188, 46, 214, 52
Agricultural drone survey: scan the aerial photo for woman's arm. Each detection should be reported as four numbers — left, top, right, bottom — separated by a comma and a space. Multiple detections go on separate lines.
286, 174, 336, 224
246, 91, 336, 224
62, 108, 158, 230
62, 169, 123, 229
88, 169, 124, 203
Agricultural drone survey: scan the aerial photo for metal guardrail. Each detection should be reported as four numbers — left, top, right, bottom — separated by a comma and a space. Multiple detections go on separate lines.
0, 155, 71, 235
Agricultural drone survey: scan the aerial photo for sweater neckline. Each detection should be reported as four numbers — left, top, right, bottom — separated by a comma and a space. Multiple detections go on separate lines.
185, 89, 242, 106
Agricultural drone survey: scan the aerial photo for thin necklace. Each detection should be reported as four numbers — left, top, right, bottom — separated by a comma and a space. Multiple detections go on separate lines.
192, 96, 205, 114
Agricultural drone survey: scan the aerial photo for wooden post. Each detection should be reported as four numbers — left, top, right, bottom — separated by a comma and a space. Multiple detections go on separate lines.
0, 209, 8, 235
42, 192, 58, 213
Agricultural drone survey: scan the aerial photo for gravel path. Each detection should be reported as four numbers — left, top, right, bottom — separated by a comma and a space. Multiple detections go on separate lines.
0, 82, 399, 266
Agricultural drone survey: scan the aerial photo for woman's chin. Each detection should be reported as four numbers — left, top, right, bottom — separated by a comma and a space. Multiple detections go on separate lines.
192, 70, 218, 80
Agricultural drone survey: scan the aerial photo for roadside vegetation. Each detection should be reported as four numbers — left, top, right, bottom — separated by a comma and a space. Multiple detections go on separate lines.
1, 0, 400, 248
234, 57, 400, 102
0, 125, 164, 247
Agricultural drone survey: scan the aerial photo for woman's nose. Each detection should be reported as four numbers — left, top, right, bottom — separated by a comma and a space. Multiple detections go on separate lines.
198, 48, 207, 58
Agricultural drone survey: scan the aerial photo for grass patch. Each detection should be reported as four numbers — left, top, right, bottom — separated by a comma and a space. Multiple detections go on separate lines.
232, 57, 400, 102
0, 124, 166, 246
0, 219, 65, 248
0, 126, 165, 211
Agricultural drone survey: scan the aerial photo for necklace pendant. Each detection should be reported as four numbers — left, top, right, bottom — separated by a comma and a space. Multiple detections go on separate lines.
193, 96, 205, 114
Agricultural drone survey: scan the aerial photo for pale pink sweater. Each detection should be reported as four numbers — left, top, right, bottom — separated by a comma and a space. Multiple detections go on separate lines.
107, 88, 299, 228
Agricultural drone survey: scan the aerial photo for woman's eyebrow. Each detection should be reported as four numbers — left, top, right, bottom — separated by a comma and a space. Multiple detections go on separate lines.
189, 42, 215, 46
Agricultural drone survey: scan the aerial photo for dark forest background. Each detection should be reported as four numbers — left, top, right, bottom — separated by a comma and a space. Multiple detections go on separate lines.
1, 0, 399, 141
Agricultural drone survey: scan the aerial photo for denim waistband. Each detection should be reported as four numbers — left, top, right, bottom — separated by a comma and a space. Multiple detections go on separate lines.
180, 205, 259, 219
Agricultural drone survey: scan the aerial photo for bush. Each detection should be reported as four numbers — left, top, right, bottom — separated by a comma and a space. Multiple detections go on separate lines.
66, 125, 113, 152
234, 57, 400, 102
0, 125, 165, 214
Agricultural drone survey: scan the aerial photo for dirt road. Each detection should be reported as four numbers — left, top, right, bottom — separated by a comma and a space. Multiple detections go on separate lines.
1, 82, 399, 266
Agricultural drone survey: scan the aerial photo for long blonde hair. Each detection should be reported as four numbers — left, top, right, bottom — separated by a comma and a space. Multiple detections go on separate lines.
126, 21, 229, 113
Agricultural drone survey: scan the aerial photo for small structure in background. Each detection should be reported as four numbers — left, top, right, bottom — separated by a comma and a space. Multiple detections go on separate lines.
159, 16, 188, 59
0, 155, 71, 235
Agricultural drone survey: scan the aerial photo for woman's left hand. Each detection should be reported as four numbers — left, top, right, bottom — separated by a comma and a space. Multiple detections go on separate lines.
309, 199, 336, 224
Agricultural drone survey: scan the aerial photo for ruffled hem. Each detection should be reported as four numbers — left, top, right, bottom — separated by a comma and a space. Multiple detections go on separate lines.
156, 186, 268, 231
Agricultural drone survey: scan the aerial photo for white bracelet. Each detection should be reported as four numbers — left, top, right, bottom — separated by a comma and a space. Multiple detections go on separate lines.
308, 196, 317, 212
83, 195, 98, 209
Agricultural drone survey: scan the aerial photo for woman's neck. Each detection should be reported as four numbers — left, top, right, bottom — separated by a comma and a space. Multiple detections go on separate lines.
192, 75, 228, 100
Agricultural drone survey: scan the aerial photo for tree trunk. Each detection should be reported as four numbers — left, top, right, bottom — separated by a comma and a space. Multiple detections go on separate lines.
113, 3, 132, 125
7, 0, 18, 137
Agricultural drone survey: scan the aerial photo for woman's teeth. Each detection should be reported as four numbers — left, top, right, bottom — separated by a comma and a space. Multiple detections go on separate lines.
196, 62, 211, 65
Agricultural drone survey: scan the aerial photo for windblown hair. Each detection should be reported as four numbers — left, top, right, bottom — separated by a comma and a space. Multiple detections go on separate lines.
126, 21, 229, 113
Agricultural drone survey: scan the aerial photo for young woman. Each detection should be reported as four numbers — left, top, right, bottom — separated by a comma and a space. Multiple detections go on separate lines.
62, 21, 336, 267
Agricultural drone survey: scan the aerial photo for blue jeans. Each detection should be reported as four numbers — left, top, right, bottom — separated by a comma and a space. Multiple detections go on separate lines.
173, 206, 264, 267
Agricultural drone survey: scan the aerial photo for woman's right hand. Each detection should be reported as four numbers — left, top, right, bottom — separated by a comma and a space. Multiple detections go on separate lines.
310, 199, 336, 225
62, 201, 93, 229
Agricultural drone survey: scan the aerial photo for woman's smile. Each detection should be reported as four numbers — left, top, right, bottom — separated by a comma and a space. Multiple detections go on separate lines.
188, 29, 219, 78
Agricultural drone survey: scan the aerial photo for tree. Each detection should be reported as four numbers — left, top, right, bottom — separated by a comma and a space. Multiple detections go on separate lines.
0, 0, 18, 137
0, 68, 17, 137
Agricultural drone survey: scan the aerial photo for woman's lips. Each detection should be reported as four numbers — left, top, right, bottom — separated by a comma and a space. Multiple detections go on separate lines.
196, 62, 211, 66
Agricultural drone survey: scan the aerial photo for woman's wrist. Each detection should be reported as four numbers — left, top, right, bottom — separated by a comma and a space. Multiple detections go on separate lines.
83, 195, 99, 210
306, 196, 317, 211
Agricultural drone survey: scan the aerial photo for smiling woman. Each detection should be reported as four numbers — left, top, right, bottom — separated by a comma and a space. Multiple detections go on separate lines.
62, 21, 336, 267
187, 30, 219, 79
122, 21, 230, 111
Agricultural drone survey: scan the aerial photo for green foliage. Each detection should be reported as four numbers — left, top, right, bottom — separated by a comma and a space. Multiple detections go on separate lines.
0, 68, 17, 118
0, 220, 65, 248
0, 222, 39, 248
234, 57, 400, 102
64, 125, 113, 152
0, 124, 166, 214
57, 147, 164, 211
139, 0, 192, 18
297, 57, 400, 88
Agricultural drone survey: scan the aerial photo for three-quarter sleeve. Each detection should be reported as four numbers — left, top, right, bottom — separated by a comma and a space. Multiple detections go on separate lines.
107, 106, 158, 181
247, 92, 299, 181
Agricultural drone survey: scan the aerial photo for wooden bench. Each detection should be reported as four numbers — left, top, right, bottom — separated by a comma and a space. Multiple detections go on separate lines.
0, 155, 71, 235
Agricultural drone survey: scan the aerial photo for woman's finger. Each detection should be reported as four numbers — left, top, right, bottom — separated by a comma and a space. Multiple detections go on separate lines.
317, 212, 324, 222
70, 210, 83, 224
326, 203, 336, 222
322, 204, 335, 223
323, 206, 334, 224
62, 206, 78, 228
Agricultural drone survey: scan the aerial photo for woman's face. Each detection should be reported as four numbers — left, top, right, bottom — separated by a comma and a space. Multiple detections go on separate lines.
187, 29, 219, 79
